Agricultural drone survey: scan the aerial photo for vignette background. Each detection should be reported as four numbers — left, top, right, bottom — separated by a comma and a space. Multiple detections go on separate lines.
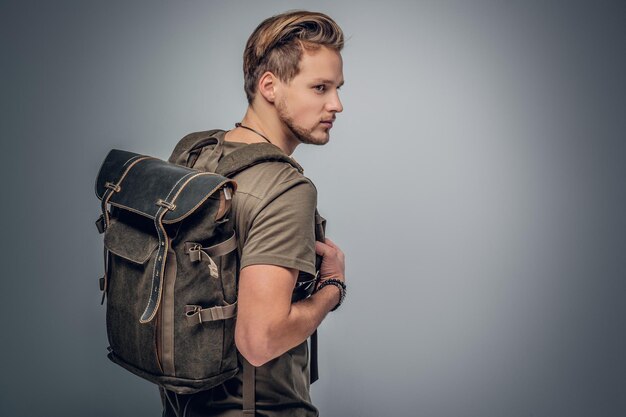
1, 1, 624, 416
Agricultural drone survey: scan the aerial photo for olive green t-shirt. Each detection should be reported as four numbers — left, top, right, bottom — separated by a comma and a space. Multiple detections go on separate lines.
176, 130, 319, 417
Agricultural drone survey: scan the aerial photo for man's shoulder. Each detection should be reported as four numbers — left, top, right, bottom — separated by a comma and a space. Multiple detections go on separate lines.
177, 128, 316, 201
222, 141, 314, 201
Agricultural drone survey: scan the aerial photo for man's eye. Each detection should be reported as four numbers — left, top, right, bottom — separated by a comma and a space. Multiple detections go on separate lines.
314, 85, 326, 93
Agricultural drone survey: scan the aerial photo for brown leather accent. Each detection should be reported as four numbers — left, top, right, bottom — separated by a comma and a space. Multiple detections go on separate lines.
184, 302, 237, 324
95, 214, 106, 234
155, 294, 164, 373
205, 234, 238, 257
159, 247, 177, 376
185, 243, 203, 263
242, 358, 255, 415
184, 234, 237, 259
184, 234, 237, 280
139, 206, 169, 323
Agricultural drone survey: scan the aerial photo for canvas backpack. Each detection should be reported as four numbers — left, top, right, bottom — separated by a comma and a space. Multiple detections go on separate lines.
95, 130, 324, 413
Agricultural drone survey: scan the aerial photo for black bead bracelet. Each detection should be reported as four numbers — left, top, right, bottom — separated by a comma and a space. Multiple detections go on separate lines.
316, 278, 346, 311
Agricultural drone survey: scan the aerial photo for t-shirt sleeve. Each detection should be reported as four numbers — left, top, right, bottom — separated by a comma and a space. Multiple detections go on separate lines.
239, 178, 317, 276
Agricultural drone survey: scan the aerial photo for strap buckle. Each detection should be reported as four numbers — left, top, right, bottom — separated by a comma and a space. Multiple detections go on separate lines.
185, 305, 203, 324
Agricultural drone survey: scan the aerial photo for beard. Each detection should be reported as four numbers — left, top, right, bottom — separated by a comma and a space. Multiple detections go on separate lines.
276, 97, 329, 146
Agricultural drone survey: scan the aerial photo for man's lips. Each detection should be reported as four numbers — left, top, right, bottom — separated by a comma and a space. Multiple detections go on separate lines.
320, 119, 335, 128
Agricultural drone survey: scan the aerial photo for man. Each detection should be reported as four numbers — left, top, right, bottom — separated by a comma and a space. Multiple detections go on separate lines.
162, 10, 347, 416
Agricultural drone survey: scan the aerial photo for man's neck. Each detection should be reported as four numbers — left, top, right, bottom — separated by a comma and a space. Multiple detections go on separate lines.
234, 107, 299, 155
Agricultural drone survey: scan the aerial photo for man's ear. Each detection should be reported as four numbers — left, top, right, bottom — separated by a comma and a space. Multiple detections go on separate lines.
258, 71, 277, 103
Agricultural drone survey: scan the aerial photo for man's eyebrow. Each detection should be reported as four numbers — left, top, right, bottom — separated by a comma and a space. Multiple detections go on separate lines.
313, 78, 345, 87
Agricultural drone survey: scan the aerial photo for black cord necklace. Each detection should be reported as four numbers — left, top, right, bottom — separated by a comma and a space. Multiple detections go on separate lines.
235, 122, 272, 144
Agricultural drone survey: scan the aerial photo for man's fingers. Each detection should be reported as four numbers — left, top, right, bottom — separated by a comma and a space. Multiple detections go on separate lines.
317, 238, 343, 257
324, 238, 338, 249
315, 241, 330, 256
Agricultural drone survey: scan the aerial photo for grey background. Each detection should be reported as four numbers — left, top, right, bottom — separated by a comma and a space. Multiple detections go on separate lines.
1, 0, 624, 416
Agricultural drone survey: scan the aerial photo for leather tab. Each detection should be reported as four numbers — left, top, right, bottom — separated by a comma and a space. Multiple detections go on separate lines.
184, 302, 237, 324
99, 276, 107, 305
203, 233, 237, 257
139, 207, 169, 323
186, 244, 203, 262
184, 242, 222, 278
95, 215, 106, 234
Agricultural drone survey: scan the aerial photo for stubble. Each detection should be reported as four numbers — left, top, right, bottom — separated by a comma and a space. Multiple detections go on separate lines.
276, 98, 329, 146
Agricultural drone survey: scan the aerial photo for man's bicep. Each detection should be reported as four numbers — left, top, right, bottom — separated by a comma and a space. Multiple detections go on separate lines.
236, 264, 297, 331
239, 180, 317, 276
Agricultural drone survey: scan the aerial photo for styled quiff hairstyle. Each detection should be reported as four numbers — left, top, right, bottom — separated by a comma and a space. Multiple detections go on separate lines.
243, 10, 344, 104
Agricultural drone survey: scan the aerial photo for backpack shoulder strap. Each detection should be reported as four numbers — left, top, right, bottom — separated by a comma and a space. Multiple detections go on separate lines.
215, 143, 304, 177
169, 130, 304, 176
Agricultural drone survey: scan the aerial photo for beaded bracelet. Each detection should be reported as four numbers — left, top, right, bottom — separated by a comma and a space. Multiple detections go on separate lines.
316, 278, 346, 311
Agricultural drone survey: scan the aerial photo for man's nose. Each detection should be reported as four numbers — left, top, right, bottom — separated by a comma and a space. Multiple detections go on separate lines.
327, 91, 343, 113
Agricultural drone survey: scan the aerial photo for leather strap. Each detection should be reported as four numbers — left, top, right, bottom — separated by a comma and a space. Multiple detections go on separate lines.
242, 358, 255, 416
310, 330, 318, 383
140, 170, 198, 323
184, 302, 237, 324
184, 233, 238, 258
140, 203, 170, 323
185, 243, 219, 278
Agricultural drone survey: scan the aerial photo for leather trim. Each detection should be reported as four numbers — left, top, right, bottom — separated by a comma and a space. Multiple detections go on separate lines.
140, 206, 169, 323
97, 149, 236, 224
184, 233, 237, 259
184, 302, 237, 323
160, 247, 177, 376
105, 177, 234, 224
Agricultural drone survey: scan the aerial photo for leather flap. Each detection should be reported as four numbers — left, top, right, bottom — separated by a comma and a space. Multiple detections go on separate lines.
104, 218, 158, 264
95, 149, 236, 223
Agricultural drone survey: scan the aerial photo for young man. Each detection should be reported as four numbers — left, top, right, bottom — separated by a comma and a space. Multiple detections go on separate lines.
162, 10, 347, 416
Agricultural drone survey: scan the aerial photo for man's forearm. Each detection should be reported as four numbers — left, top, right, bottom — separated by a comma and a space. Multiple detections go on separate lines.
236, 280, 340, 366
265, 284, 340, 361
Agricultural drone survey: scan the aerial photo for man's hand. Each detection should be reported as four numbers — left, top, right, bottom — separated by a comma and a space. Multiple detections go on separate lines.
315, 237, 346, 284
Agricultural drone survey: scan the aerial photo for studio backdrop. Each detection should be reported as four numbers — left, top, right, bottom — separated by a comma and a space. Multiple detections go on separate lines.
1, 1, 624, 416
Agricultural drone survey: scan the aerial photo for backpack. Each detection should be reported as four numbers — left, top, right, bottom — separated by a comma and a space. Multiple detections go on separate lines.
95, 130, 324, 412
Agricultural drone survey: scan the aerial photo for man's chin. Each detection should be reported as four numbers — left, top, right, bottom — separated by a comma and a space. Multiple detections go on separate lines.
299, 132, 330, 146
